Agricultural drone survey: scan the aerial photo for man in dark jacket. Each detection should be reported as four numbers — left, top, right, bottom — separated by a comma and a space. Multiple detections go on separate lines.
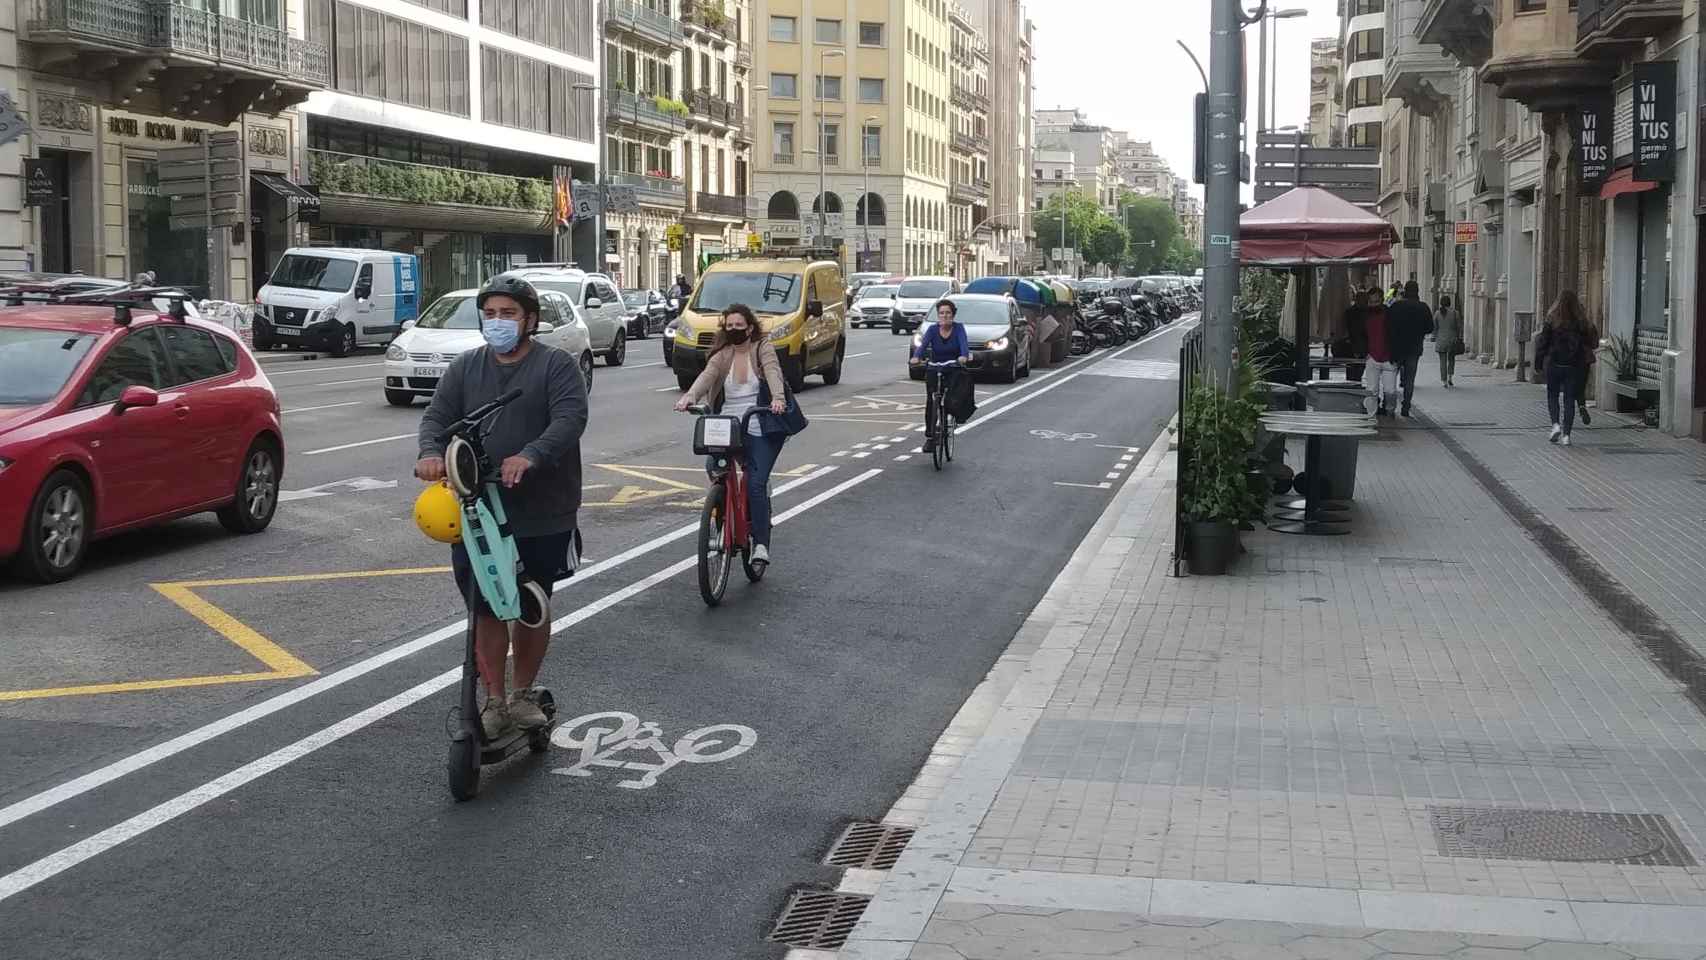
1385, 280, 1435, 417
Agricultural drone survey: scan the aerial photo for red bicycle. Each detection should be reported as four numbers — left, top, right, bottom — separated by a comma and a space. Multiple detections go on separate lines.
685, 404, 766, 606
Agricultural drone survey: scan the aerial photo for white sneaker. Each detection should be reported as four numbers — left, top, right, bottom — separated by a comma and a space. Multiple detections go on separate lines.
1560, 434, 1571, 446
1548, 425, 1562, 443
750, 543, 769, 565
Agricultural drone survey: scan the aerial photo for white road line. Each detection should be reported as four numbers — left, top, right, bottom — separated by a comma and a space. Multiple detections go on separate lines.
1104, 472, 1121, 480
654, 385, 681, 392
956, 324, 1186, 437
298, 433, 416, 456
873, 444, 890, 450
1111, 462, 1129, 471
623, 361, 665, 368
0, 468, 880, 904
847, 352, 872, 359
832, 450, 849, 457
0, 466, 839, 834
1121, 454, 1136, 462
852, 442, 869, 448
894, 454, 912, 461
1055, 481, 1112, 489
1095, 444, 1143, 452
289, 377, 383, 387
853, 451, 871, 459
281, 400, 362, 414
268, 361, 385, 375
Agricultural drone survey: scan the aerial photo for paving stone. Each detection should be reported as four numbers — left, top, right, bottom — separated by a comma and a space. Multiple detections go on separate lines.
934, 902, 997, 923
1368, 931, 1469, 955
1206, 918, 1308, 945
1461, 937, 1545, 950
1452, 949, 1534, 960
1520, 945, 1633, 960
909, 946, 968, 960
1285, 936, 1386, 960
1053, 910, 1149, 933
921, 919, 978, 944
1620, 945, 1706, 960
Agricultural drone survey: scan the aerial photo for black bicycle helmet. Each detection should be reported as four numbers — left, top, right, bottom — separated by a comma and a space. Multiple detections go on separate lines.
476, 273, 541, 317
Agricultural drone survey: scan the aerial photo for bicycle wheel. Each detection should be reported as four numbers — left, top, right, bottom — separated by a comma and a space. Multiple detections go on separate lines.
945, 416, 955, 463
697, 483, 732, 606
931, 396, 945, 471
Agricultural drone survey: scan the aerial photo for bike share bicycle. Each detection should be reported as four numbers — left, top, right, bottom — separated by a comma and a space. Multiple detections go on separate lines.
415, 387, 577, 800
919, 359, 964, 470
682, 404, 766, 606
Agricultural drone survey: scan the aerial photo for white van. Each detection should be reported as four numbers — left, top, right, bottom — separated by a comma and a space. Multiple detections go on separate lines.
254, 248, 421, 356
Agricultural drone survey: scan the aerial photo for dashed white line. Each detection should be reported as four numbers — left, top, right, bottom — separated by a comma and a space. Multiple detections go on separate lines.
1120, 453, 1136, 462
1055, 481, 1112, 489
847, 351, 872, 359
281, 400, 362, 414
268, 361, 386, 375
287, 376, 384, 387
298, 433, 415, 456
1104, 472, 1121, 480
832, 450, 849, 457
873, 444, 891, 451
894, 454, 912, 461
853, 451, 872, 459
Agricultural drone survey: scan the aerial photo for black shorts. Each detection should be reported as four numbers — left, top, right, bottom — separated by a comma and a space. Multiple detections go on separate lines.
451, 529, 577, 616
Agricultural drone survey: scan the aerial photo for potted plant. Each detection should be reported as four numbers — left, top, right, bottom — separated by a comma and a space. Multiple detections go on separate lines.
1178, 378, 1264, 575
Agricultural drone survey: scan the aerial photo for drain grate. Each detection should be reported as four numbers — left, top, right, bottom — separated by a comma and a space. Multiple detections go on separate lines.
768, 890, 872, 949
824, 821, 916, 869
1429, 806, 1696, 866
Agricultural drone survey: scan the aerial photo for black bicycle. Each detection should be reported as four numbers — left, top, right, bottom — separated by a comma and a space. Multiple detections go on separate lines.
917, 359, 964, 470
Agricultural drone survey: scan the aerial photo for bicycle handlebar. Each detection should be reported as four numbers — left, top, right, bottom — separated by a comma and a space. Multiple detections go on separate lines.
439, 387, 524, 442
919, 359, 966, 369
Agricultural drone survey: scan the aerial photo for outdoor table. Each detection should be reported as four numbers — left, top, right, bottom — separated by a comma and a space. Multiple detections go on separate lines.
1259, 415, 1376, 536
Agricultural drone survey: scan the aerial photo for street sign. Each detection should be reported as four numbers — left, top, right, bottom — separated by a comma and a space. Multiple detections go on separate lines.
825, 212, 844, 232
0, 91, 31, 148
1454, 221, 1478, 244
159, 176, 242, 198
168, 193, 242, 215
572, 180, 602, 220
23, 159, 55, 206
666, 223, 686, 251
159, 159, 243, 182
606, 185, 640, 213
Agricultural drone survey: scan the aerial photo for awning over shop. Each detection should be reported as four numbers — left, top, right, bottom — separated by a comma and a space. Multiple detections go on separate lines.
1238, 186, 1397, 267
252, 171, 316, 202
1599, 168, 1659, 200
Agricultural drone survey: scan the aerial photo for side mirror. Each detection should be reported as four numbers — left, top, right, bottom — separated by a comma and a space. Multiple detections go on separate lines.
536, 321, 556, 335
114, 384, 159, 413
401, 319, 417, 331
806, 299, 824, 319
586, 297, 604, 309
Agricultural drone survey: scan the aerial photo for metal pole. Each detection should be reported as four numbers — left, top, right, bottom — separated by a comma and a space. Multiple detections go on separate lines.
1205, 0, 1242, 387
1269, 15, 1280, 133
1255, 13, 1267, 170
817, 50, 827, 242
203, 135, 216, 300
862, 129, 870, 269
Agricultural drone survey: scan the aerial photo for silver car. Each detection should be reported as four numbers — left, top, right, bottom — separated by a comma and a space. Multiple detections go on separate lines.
382, 288, 596, 405
505, 266, 631, 367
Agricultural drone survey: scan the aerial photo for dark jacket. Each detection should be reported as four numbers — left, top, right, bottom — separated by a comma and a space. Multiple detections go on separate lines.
1534, 323, 1591, 372
1385, 296, 1435, 359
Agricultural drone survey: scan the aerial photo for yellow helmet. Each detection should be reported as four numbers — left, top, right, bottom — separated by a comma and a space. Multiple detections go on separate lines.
414, 482, 462, 544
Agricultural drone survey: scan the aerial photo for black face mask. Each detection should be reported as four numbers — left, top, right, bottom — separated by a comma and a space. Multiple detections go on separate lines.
725, 327, 751, 344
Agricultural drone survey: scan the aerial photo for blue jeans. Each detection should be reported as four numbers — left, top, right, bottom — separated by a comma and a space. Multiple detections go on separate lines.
706, 431, 784, 547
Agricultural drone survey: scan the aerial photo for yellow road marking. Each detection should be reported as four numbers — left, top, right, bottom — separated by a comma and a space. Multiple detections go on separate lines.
148, 584, 317, 676
593, 463, 703, 491
0, 672, 294, 702
168, 566, 452, 589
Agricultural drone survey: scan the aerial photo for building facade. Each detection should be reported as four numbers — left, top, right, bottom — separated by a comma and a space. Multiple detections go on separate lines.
1035, 108, 1120, 212
947, 0, 993, 279
1309, 36, 1343, 147
678, 0, 754, 285
1342, 0, 1386, 150
968, 0, 1032, 272
13, 0, 329, 297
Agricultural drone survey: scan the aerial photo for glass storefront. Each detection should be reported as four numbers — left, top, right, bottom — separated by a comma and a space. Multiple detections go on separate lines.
306, 223, 546, 304
126, 157, 210, 297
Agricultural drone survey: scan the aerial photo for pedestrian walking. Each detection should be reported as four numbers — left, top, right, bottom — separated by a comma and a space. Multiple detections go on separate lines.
1576, 315, 1601, 426
1385, 280, 1435, 417
1434, 294, 1462, 387
1362, 290, 1398, 416
1337, 287, 1369, 383
1532, 290, 1592, 446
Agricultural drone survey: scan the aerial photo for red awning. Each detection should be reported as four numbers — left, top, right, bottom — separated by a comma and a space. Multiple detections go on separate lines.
1600, 168, 1659, 200
1237, 187, 1396, 267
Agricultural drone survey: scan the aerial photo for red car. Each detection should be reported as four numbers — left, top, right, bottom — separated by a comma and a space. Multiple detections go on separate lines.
0, 302, 284, 582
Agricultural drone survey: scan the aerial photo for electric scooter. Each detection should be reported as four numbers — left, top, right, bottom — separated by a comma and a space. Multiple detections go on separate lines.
439, 387, 576, 801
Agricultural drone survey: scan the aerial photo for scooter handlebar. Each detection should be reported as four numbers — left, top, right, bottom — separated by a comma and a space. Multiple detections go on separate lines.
440, 387, 525, 442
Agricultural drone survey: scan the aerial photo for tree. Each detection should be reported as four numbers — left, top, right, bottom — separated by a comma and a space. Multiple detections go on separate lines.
1161, 235, 1202, 273
1086, 218, 1130, 271
1034, 191, 1103, 263
1119, 195, 1179, 274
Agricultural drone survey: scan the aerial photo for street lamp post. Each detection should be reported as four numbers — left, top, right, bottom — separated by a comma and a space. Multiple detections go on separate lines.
862, 113, 878, 270
1249, 6, 1307, 190
816, 48, 845, 248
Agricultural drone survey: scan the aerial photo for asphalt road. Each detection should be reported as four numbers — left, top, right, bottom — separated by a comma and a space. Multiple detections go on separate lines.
0, 318, 1192, 959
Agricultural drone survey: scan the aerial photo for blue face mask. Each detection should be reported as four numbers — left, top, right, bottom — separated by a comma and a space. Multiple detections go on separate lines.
482, 317, 521, 353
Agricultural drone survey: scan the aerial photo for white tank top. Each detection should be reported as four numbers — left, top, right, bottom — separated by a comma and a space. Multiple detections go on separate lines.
723, 365, 764, 437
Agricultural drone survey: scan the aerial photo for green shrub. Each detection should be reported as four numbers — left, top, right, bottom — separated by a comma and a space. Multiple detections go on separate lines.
309, 154, 550, 211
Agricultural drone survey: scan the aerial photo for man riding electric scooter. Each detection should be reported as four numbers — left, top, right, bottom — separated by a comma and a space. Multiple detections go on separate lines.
416, 275, 589, 739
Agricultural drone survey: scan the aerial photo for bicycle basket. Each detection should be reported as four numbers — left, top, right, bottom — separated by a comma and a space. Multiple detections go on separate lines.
693, 414, 745, 456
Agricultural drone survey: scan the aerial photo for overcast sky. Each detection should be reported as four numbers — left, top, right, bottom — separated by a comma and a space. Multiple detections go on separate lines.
1025, 0, 1340, 200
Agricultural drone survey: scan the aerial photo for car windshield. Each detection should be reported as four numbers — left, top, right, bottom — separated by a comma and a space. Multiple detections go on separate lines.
692, 272, 802, 315
414, 295, 480, 330
898, 279, 951, 298
525, 278, 585, 301
0, 328, 98, 404
269, 254, 357, 292
623, 291, 651, 307
857, 285, 898, 300
951, 300, 1013, 328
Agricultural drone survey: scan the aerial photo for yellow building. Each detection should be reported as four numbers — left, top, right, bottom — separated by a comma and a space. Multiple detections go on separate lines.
752, 0, 956, 275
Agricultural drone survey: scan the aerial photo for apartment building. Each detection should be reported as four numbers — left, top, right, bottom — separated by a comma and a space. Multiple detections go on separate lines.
968, 0, 1033, 272
1115, 138, 1175, 199
1342, 0, 1385, 150
1035, 108, 1119, 212
678, 0, 755, 282
600, 1, 688, 290
14, 0, 330, 295
947, 1, 993, 279
300, 0, 598, 299
1308, 37, 1342, 147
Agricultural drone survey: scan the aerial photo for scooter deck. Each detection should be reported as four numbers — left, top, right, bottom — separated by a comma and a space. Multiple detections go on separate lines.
480, 720, 557, 764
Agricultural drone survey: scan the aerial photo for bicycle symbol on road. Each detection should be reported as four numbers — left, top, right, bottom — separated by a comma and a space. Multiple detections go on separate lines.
1029, 429, 1098, 442
550, 711, 757, 790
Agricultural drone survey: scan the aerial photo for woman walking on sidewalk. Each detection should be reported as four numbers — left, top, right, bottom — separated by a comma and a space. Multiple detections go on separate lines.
1533, 291, 1592, 446
1434, 295, 1461, 387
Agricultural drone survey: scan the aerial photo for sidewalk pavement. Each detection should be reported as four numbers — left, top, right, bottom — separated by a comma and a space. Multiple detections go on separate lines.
831, 355, 1706, 960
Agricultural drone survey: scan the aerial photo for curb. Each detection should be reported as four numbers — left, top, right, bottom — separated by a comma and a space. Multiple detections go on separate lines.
838, 416, 1178, 959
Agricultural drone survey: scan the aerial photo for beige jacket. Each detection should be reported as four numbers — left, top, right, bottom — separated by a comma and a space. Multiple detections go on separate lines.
683, 339, 788, 408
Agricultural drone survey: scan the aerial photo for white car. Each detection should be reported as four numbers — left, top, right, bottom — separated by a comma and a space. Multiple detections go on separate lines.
382, 289, 596, 406
851, 283, 899, 329
891, 276, 959, 334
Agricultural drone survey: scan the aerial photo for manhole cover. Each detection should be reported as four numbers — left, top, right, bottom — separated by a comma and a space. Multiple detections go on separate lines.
1429, 807, 1696, 865
825, 822, 916, 869
768, 890, 871, 949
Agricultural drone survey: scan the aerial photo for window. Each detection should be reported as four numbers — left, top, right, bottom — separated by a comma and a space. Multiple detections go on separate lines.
815, 18, 842, 43
815, 75, 843, 100
1515, 0, 1544, 9
1347, 28, 1382, 62
158, 326, 232, 384
858, 77, 885, 102
770, 72, 798, 98
769, 15, 797, 41
819, 122, 840, 163
859, 21, 884, 45
78, 330, 168, 407
773, 120, 795, 162
768, 190, 800, 219
862, 124, 881, 166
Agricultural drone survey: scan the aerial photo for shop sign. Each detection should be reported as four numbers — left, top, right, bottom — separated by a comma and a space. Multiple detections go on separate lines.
1402, 226, 1422, 249
1574, 94, 1613, 195
23, 159, 56, 206
103, 110, 233, 151
1633, 60, 1677, 182
1453, 221, 1478, 245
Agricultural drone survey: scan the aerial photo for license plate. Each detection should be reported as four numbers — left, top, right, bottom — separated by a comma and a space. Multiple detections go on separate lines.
413, 366, 443, 377
274, 327, 298, 337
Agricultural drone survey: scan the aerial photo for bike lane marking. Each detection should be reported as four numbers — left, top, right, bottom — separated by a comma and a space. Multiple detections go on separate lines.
0, 465, 841, 833
0, 467, 884, 904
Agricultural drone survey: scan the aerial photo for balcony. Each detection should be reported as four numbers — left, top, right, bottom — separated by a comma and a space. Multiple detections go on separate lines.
1577, 0, 1684, 59
607, 88, 687, 135
307, 149, 552, 233
1481, 2, 1604, 112
735, 42, 751, 71
950, 178, 990, 204
950, 129, 988, 156
605, 0, 684, 48
1416, 0, 1493, 68
611, 170, 686, 210
687, 88, 740, 131
692, 191, 747, 220
951, 84, 988, 113
680, 0, 731, 45
24, 0, 327, 123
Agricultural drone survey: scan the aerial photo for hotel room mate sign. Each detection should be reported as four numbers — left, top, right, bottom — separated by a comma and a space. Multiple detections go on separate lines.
1634, 61, 1677, 183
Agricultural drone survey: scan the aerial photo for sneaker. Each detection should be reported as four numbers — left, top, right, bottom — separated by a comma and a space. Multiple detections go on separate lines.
751, 543, 770, 566
1561, 434, 1571, 446
1548, 424, 1562, 443
508, 689, 548, 729
922, 438, 936, 452
480, 697, 513, 738
1401, 408, 1413, 419
1579, 406, 1592, 426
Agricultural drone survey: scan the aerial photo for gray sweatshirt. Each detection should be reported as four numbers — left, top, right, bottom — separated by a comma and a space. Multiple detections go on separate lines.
418, 343, 588, 537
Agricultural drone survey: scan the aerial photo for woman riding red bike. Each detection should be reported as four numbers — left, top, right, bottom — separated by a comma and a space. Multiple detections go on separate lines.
674, 304, 790, 568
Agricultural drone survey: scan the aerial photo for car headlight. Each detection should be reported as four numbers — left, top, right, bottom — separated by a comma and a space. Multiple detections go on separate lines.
911, 332, 924, 348
768, 318, 798, 342
988, 336, 1010, 351
320, 306, 338, 322
386, 343, 406, 361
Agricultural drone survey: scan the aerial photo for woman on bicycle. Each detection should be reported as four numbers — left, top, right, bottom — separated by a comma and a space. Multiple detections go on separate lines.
674, 304, 789, 567
911, 299, 969, 452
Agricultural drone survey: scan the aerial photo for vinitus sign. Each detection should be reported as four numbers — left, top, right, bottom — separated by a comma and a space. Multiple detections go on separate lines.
1574, 94, 1612, 194
1633, 60, 1677, 183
